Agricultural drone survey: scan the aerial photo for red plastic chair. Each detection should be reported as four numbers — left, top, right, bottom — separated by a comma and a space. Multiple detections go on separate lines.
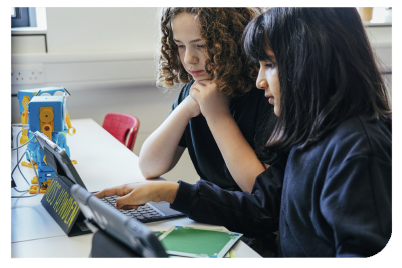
102, 112, 140, 151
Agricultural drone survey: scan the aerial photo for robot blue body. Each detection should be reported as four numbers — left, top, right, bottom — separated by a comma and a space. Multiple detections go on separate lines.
17, 87, 76, 193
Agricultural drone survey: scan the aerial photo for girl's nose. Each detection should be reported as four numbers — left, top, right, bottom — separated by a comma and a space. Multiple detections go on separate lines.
256, 67, 267, 90
256, 78, 268, 90
184, 49, 198, 65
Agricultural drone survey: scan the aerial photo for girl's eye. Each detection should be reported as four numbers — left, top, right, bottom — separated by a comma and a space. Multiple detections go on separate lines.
177, 45, 185, 49
259, 61, 275, 69
197, 45, 206, 48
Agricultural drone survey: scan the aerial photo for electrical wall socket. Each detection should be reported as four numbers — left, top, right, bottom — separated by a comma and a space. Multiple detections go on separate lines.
11, 64, 45, 85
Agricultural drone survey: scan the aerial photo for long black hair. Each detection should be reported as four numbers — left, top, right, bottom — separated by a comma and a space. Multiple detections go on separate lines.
243, 7, 391, 154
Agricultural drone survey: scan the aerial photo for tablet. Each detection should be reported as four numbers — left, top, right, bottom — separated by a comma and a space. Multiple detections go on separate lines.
71, 183, 168, 257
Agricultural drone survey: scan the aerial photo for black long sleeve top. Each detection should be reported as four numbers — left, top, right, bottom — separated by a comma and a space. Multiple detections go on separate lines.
171, 115, 392, 257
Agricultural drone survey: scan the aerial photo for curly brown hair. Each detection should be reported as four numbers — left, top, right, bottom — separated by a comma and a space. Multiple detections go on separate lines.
157, 8, 263, 97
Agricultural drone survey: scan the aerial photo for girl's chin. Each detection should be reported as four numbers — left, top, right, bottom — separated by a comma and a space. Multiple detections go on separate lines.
193, 76, 212, 82
194, 78, 211, 82
274, 106, 280, 116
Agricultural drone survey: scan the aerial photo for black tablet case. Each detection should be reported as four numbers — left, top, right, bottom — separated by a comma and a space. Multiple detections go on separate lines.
35, 133, 91, 237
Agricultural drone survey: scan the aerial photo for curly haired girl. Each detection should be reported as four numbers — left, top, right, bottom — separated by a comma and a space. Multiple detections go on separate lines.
139, 8, 276, 193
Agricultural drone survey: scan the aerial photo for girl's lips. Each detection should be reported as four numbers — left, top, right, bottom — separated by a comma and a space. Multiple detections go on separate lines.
267, 96, 274, 104
189, 70, 204, 75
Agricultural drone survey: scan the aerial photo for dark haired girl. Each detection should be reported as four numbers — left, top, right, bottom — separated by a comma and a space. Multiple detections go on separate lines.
96, 8, 391, 257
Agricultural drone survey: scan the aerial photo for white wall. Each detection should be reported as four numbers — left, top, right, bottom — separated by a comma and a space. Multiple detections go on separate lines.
45, 7, 159, 53
365, 26, 392, 72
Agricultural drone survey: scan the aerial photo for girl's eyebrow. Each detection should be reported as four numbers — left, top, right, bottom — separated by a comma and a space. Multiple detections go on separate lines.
264, 55, 276, 61
173, 38, 203, 43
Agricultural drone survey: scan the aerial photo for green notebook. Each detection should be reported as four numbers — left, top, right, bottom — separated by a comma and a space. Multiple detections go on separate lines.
158, 226, 242, 258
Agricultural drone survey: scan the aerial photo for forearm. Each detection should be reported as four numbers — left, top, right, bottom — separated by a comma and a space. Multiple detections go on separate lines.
205, 112, 265, 192
139, 105, 192, 178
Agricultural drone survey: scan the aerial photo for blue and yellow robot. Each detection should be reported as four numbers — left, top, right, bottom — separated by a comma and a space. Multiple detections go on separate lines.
17, 87, 76, 194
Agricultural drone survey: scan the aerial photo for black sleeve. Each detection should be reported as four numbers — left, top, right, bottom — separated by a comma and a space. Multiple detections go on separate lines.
171, 154, 287, 237
169, 84, 191, 148
321, 154, 392, 257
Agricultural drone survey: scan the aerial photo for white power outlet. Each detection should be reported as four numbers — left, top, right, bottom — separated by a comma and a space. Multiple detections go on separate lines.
11, 64, 45, 85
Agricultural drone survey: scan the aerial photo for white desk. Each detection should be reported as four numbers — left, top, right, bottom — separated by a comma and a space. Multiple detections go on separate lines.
11, 118, 261, 258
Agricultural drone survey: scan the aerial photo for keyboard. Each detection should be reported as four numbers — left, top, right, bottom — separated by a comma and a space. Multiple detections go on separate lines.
100, 195, 165, 223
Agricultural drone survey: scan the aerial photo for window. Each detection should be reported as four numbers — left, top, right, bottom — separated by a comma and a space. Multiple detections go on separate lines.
11, 7, 37, 28
11, 8, 47, 53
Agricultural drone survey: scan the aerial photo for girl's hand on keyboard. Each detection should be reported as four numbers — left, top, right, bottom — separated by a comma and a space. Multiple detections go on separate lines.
94, 181, 179, 209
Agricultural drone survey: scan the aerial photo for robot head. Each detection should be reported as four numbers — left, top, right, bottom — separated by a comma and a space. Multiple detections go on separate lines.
17, 87, 69, 117
28, 95, 65, 134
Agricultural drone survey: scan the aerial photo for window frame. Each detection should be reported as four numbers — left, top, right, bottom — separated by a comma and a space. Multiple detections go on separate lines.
11, 7, 21, 19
